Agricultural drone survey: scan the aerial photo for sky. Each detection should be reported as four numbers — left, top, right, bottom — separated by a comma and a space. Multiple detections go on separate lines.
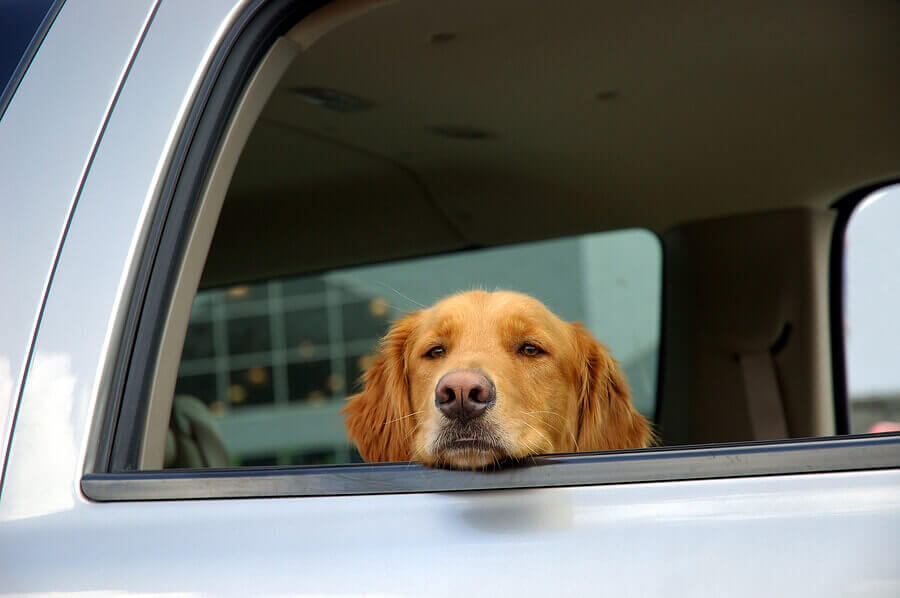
845, 183, 900, 398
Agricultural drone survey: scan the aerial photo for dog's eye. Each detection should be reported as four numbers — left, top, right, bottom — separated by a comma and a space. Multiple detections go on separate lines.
424, 345, 446, 359
518, 343, 544, 357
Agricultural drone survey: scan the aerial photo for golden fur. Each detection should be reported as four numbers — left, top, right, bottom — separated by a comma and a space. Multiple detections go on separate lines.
342, 290, 651, 469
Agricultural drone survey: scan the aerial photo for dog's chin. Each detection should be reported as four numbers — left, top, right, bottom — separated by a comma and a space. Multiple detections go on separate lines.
425, 432, 508, 470
437, 445, 504, 470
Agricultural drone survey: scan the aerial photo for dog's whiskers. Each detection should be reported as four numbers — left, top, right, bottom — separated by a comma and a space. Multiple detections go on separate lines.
409, 444, 426, 463
522, 410, 579, 451
372, 281, 427, 310
520, 420, 552, 451
386, 410, 424, 425
523, 409, 567, 420
523, 411, 562, 432
403, 418, 424, 441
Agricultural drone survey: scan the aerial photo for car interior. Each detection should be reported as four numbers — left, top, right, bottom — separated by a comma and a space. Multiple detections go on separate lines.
142, 0, 900, 469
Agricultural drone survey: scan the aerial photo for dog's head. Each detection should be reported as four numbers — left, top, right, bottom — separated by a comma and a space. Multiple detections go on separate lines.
342, 290, 651, 469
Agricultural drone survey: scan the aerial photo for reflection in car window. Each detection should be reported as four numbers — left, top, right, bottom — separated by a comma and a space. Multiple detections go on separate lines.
844, 183, 900, 434
174, 230, 661, 466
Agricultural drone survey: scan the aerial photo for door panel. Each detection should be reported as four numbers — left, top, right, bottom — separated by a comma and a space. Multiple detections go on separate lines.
2, 470, 899, 596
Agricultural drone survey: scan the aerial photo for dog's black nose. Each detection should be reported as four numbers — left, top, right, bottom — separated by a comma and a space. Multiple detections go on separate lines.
435, 370, 496, 421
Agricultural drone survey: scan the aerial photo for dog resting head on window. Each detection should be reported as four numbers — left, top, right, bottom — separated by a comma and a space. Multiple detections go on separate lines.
342, 290, 652, 469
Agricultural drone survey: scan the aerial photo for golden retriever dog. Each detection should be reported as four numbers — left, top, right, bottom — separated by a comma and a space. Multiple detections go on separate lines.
342, 290, 651, 469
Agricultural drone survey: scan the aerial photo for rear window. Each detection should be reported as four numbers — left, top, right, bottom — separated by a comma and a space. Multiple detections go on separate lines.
175, 230, 662, 466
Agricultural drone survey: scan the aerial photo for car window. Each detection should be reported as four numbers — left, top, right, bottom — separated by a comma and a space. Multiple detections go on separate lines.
0, 0, 60, 117
175, 231, 661, 467
844, 183, 900, 434
83, 0, 900, 501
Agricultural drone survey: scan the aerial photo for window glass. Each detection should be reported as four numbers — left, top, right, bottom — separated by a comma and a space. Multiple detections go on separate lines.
0, 0, 58, 109
173, 230, 662, 466
844, 183, 900, 434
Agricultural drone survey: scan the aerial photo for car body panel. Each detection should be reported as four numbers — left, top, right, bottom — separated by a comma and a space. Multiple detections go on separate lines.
2, 469, 899, 596
0, 0, 157, 482
0, 1, 898, 596
0, 0, 246, 511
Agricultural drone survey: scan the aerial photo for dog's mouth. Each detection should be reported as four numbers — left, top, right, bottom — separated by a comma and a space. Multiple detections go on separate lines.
431, 424, 507, 468
446, 436, 497, 451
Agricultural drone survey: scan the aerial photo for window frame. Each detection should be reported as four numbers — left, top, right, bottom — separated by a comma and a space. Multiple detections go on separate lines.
85, 0, 900, 500
83, 435, 900, 500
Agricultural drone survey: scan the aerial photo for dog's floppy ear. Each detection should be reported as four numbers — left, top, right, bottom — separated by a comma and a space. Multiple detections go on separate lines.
572, 323, 652, 451
342, 311, 421, 462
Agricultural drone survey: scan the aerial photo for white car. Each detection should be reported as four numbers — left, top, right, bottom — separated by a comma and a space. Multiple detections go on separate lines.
1, 1, 899, 596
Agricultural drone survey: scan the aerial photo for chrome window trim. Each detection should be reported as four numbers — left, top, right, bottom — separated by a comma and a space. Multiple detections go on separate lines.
83, 434, 900, 501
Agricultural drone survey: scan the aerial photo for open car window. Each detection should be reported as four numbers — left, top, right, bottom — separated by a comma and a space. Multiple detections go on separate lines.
174, 231, 661, 467
81, 0, 900, 501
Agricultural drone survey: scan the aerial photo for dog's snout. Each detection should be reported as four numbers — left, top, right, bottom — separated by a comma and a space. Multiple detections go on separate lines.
435, 370, 496, 421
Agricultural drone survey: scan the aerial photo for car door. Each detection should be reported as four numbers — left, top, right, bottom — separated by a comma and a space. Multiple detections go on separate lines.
1, 1, 898, 596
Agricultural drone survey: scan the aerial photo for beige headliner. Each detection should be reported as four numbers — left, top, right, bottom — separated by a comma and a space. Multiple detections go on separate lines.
204, 0, 900, 286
